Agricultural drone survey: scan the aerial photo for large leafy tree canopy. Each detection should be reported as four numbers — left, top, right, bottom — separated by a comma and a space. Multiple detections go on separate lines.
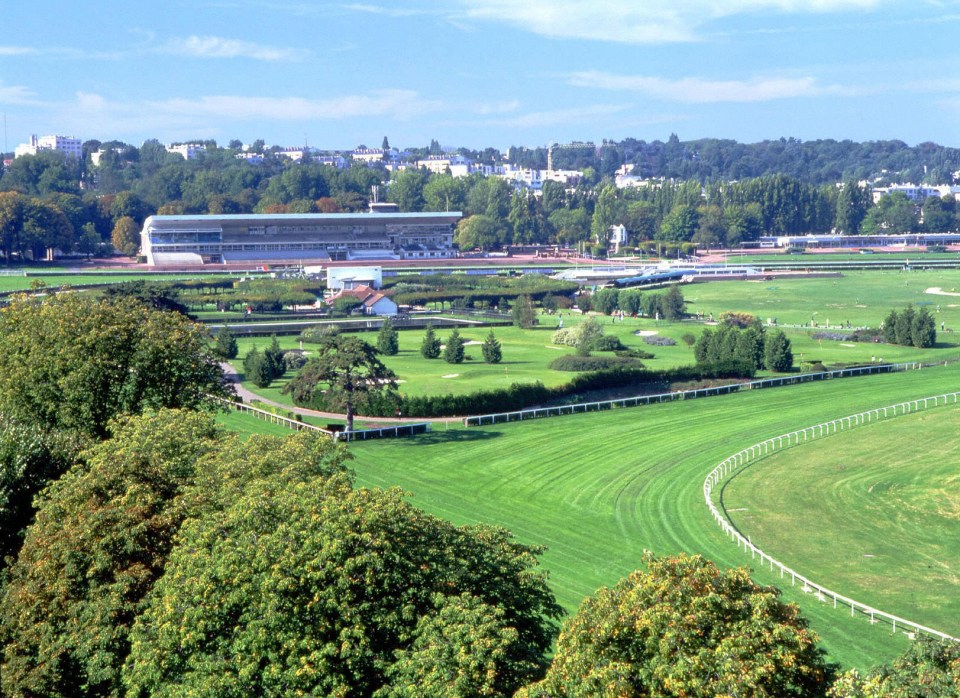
0, 417, 85, 567
124, 465, 561, 696
0, 293, 229, 437
828, 636, 960, 697
0, 411, 351, 698
522, 552, 833, 698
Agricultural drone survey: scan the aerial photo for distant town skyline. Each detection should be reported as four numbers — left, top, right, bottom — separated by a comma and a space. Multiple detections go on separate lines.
3, 1, 960, 151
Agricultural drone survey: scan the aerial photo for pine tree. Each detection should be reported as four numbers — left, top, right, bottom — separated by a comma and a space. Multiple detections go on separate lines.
763, 329, 793, 372
511, 295, 538, 329
214, 327, 238, 360
481, 330, 502, 364
443, 329, 465, 364
243, 348, 273, 388
263, 336, 285, 380
420, 325, 441, 359
377, 318, 399, 355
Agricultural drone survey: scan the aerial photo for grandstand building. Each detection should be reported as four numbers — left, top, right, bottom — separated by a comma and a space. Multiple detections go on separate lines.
140, 210, 461, 266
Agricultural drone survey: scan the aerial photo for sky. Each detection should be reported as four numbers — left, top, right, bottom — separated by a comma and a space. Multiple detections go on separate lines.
2, 1, 960, 153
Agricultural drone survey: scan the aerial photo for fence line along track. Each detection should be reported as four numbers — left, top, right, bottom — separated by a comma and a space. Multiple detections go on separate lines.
215, 397, 429, 442
703, 391, 960, 643
464, 361, 924, 427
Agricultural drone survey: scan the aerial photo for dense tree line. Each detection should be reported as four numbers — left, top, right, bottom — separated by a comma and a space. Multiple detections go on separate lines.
2, 135, 959, 261
510, 134, 960, 186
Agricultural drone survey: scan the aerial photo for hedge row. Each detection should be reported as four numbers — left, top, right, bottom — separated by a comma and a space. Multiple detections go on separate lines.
298, 362, 755, 419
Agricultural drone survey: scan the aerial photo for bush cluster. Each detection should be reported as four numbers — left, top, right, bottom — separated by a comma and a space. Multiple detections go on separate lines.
548, 355, 642, 372
641, 334, 677, 346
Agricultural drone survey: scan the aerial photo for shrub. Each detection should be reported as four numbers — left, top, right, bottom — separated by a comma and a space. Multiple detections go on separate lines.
283, 351, 308, 372
300, 325, 340, 344
548, 355, 641, 372
615, 348, 655, 360
680, 332, 696, 346
551, 328, 578, 346
641, 334, 676, 346
589, 335, 626, 352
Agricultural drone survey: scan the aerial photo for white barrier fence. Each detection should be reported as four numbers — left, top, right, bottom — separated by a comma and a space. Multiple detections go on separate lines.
219, 399, 430, 442
703, 391, 960, 643
465, 361, 921, 427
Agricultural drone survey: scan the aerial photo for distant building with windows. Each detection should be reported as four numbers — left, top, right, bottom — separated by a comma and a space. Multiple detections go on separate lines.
15, 134, 82, 159
871, 184, 947, 203
140, 208, 461, 266
166, 143, 206, 160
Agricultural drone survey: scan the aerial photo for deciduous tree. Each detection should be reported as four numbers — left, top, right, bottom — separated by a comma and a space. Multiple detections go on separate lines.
0, 294, 229, 437
523, 553, 832, 698
124, 481, 560, 697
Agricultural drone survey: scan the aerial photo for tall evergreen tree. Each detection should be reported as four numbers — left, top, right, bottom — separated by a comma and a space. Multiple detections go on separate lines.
443, 329, 465, 364
420, 324, 441, 359
214, 326, 239, 360
481, 330, 502, 364
377, 317, 400, 355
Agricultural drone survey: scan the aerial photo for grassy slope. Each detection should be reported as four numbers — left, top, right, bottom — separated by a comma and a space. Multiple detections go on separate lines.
345, 364, 960, 672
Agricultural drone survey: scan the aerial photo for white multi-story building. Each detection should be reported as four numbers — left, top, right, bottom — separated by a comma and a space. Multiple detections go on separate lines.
498, 165, 581, 191
871, 184, 949, 204
15, 134, 82, 159
166, 143, 206, 160
140, 208, 461, 266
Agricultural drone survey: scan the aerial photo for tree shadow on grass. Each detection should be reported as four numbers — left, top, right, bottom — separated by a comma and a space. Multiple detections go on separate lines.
382, 428, 504, 447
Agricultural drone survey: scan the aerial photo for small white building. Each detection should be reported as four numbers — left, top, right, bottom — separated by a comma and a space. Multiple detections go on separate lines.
608, 224, 628, 253
15, 134, 82, 159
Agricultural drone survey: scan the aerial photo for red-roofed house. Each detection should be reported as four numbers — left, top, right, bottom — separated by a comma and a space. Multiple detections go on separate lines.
327, 284, 398, 317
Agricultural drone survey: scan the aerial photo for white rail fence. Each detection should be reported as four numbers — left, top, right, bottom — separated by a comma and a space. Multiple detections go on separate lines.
703, 391, 960, 643
465, 361, 922, 427
219, 399, 430, 442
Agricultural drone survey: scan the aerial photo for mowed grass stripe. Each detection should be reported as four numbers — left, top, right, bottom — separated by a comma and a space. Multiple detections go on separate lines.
348, 366, 960, 671
724, 408, 960, 637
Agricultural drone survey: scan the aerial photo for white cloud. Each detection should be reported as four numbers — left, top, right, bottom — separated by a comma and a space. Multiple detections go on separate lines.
341, 3, 427, 17
455, 0, 889, 43
0, 82, 41, 106
0, 46, 37, 56
567, 71, 849, 102
65, 89, 443, 131
162, 35, 309, 61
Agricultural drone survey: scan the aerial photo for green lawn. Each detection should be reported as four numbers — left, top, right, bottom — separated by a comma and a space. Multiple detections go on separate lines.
723, 407, 960, 638
344, 363, 960, 672
685, 268, 960, 330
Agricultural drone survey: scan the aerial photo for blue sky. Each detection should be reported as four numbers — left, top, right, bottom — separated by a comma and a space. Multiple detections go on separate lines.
2, 1, 959, 152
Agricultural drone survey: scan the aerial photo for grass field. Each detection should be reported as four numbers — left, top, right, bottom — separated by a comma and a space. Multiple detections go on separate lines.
341, 363, 960, 672
685, 268, 960, 330
723, 407, 960, 638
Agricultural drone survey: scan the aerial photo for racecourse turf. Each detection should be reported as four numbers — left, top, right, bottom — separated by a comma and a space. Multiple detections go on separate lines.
344, 363, 960, 671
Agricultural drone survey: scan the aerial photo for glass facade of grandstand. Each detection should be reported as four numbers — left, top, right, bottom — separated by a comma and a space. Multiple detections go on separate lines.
140, 212, 461, 266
